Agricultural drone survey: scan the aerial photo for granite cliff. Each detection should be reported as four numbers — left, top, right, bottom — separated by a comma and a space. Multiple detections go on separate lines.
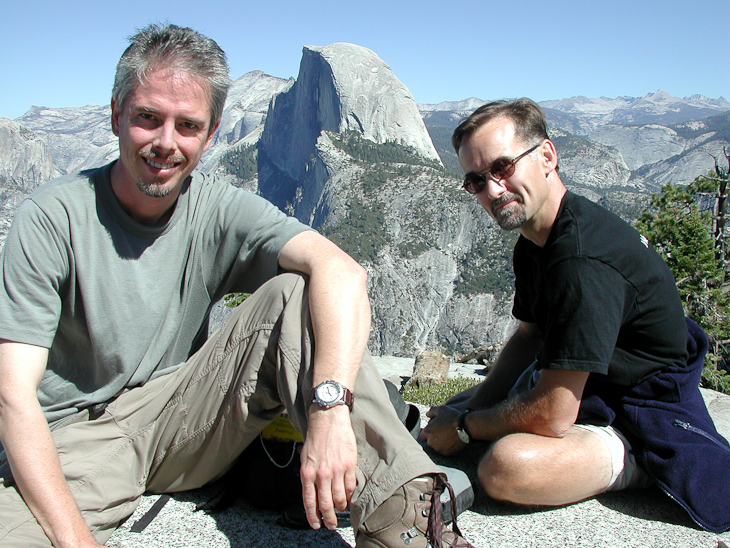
253, 43, 511, 355
257, 43, 440, 226
0, 118, 55, 245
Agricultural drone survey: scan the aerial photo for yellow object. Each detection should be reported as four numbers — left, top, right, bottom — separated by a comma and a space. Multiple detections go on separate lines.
261, 414, 303, 442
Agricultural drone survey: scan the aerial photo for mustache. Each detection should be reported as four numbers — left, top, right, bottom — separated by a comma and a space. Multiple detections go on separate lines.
139, 150, 185, 164
491, 192, 523, 213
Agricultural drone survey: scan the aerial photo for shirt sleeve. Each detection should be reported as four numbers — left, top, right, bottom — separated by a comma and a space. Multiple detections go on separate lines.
203, 184, 313, 300
0, 199, 69, 347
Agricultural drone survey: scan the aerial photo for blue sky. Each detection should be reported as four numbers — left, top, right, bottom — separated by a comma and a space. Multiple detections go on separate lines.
2, 0, 728, 120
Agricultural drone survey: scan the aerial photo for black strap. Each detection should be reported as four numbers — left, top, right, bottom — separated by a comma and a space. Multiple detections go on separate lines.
130, 494, 171, 533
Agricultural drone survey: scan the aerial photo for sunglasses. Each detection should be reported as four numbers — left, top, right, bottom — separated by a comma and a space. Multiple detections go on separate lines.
462, 144, 540, 194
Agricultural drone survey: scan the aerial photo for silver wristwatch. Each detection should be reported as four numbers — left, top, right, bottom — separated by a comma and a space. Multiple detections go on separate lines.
313, 380, 354, 411
456, 409, 472, 444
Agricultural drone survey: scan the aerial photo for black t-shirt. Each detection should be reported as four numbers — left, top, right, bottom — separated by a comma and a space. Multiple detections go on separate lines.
512, 191, 688, 386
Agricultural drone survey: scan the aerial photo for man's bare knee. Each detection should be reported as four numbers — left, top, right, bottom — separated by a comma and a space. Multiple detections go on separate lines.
478, 429, 616, 506
478, 436, 537, 502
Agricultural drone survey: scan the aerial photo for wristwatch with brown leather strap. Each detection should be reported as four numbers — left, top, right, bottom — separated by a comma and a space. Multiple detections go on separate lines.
312, 380, 354, 411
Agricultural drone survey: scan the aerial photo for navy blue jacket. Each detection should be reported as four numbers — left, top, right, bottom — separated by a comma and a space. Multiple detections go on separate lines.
578, 317, 730, 533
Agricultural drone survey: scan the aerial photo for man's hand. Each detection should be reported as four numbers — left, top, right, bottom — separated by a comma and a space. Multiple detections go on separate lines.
300, 405, 357, 530
420, 405, 468, 456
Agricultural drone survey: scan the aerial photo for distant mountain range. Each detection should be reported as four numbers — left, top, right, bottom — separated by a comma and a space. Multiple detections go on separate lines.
421, 91, 730, 194
1, 44, 729, 357
421, 91, 730, 128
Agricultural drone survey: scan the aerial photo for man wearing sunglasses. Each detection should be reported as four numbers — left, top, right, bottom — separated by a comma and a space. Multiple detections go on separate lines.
421, 98, 730, 532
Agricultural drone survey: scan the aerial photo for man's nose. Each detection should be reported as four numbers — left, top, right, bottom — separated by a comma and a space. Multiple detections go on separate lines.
152, 121, 176, 154
484, 177, 507, 200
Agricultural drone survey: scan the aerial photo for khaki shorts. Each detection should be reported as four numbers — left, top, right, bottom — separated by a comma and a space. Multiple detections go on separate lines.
572, 423, 652, 491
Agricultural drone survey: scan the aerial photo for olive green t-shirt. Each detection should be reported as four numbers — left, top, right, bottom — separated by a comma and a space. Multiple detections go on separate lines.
0, 162, 309, 428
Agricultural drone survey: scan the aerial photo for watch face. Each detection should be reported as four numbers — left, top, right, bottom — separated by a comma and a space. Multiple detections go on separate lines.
316, 381, 342, 404
456, 428, 470, 444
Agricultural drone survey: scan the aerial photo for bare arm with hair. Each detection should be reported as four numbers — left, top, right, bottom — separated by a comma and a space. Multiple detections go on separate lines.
278, 230, 371, 531
0, 340, 104, 548
463, 321, 544, 409
421, 321, 586, 455
458, 368, 588, 440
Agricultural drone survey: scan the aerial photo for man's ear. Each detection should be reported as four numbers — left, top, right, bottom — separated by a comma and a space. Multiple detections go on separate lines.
539, 139, 559, 174
203, 119, 220, 152
111, 99, 120, 137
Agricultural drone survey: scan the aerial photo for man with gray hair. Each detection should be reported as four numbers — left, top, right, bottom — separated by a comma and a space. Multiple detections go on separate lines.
0, 24, 474, 548
421, 98, 730, 533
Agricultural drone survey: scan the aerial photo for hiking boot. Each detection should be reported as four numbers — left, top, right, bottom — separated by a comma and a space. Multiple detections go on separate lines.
356, 475, 475, 548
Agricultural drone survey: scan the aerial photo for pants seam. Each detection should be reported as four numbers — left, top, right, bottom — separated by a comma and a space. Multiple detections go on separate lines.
151, 323, 278, 469
67, 435, 134, 491
188, 321, 276, 386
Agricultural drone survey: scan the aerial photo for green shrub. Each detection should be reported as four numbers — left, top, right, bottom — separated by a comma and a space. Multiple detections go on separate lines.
701, 358, 730, 395
453, 231, 517, 298
329, 130, 443, 171
223, 293, 250, 308
320, 196, 388, 262
401, 377, 481, 407
636, 176, 730, 395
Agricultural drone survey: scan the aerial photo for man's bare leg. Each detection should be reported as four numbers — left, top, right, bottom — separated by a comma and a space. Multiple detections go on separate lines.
478, 426, 613, 506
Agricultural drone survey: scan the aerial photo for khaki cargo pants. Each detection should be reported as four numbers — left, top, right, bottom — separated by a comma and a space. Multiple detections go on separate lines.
0, 273, 439, 546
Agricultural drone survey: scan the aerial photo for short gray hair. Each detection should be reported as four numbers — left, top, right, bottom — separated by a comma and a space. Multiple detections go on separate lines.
112, 23, 231, 125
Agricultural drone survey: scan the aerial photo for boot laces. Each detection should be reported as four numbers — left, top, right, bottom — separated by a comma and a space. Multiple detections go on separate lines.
422, 476, 471, 548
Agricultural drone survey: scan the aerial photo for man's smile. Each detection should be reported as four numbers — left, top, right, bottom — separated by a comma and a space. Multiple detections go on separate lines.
146, 158, 178, 169
492, 192, 522, 213
140, 152, 185, 171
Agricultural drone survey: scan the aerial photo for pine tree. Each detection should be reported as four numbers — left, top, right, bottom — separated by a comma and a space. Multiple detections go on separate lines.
636, 175, 730, 394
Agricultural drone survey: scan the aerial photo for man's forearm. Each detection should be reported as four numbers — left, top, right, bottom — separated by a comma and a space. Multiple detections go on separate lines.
307, 260, 370, 389
464, 369, 588, 441
423, 330, 583, 453
1, 404, 101, 547
462, 393, 539, 441
0, 340, 101, 547
467, 322, 542, 410
279, 231, 371, 389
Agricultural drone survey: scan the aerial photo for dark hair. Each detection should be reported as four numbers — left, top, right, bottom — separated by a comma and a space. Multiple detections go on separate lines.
452, 98, 550, 153
112, 23, 230, 125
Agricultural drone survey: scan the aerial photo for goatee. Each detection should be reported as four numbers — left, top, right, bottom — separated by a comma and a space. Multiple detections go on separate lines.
136, 179, 175, 198
492, 193, 526, 230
